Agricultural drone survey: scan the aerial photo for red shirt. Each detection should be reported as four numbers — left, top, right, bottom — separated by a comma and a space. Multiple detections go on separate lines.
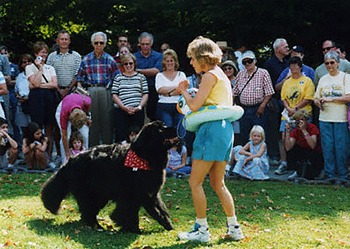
290, 123, 322, 153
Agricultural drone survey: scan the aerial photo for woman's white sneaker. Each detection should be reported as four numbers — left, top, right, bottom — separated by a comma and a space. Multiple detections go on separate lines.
178, 223, 210, 242
226, 224, 244, 241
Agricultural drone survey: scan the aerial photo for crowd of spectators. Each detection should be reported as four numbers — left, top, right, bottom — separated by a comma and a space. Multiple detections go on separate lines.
0, 31, 349, 182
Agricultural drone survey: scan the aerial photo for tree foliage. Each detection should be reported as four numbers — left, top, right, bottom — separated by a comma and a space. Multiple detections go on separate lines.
1, 0, 350, 69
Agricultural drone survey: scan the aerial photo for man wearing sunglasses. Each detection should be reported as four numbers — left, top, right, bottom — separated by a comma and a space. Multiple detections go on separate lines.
314, 40, 350, 88
77, 31, 119, 146
233, 50, 274, 145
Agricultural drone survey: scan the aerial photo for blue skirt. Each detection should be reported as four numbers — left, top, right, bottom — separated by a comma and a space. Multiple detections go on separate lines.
192, 119, 233, 162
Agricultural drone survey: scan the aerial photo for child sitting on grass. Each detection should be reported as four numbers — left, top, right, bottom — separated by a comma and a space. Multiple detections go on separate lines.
166, 138, 191, 177
69, 131, 85, 156
22, 122, 53, 170
0, 117, 18, 171
232, 125, 269, 180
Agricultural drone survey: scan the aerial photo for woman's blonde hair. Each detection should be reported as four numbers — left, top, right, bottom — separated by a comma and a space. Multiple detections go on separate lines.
161, 49, 179, 71
186, 36, 222, 66
292, 109, 310, 121
249, 125, 265, 142
120, 53, 137, 68
69, 108, 87, 129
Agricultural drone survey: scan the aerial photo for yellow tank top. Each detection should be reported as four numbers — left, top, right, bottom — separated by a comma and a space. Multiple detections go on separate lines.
204, 67, 233, 106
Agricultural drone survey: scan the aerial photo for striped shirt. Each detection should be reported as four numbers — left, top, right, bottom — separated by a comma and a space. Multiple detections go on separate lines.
112, 73, 148, 107
233, 67, 275, 106
77, 51, 119, 87
47, 49, 82, 87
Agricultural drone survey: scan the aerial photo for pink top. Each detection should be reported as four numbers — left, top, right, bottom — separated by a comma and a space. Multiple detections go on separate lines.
60, 93, 91, 130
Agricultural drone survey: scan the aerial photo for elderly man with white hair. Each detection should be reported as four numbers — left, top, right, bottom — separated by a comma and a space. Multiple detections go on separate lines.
77, 31, 119, 146
134, 32, 163, 121
263, 38, 290, 166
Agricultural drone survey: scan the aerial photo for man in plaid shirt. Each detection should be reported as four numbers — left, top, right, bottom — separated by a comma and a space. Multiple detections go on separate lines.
233, 50, 274, 144
77, 31, 119, 146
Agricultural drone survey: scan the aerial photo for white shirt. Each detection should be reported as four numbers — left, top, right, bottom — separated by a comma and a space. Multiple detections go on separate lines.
155, 71, 186, 103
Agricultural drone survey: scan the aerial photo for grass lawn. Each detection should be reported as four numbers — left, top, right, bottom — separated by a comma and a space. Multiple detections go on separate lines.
1, 173, 350, 248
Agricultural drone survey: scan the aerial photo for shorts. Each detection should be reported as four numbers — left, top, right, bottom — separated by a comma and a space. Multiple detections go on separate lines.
192, 119, 233, 162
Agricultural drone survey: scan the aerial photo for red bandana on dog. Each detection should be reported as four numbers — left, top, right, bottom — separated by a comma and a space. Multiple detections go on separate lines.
124, 149, 152, 171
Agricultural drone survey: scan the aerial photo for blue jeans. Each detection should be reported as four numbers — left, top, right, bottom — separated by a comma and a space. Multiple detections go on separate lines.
319, 121, 349, 179
156, 102, 184, 128
239, 104, 268, 145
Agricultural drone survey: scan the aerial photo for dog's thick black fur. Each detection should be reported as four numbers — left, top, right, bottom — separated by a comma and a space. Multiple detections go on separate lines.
41, 121, 176, 233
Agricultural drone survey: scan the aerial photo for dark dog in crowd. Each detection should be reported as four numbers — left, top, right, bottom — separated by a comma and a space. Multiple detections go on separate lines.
41, 121, 176, 233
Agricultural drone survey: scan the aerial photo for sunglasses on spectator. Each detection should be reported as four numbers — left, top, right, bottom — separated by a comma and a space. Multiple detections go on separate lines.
21, 60, 31, 64
325, 61, 336, 65
242, 59, 254, 65
323, 46, 333, 52
94, 41, 104, 45
123, 62, 134, 66
223, 67, 233, 71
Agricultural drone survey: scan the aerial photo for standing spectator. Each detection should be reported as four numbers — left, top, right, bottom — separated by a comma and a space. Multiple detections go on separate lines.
160, 43, 170, 53
263, 38, 290, 165
155, 49, 186, 127
275, 56, 315, 175
112, 53, 148, 143
314, 40, 350, 87
113, 34, 130, 69
47, 30, 81, 98
221, 60, 240, 144
275, 45, 315, 91
0, 51, 10, 83
77, 31, 119, 146
314, 51, 350, 180
55, 89, 91, 163
114, 34, 129, 60
334, 44, 348, 62
234, 44, 246, 71
116, 45, 131, 73
0, 71, 7, 118
221, 60, 239, 86
134, 32, 163, 121
15, 54, 33, 139
233, 50, 274, 145
0, 46, 20, 144
25, 41, 58, 162
0, 46, 22, 140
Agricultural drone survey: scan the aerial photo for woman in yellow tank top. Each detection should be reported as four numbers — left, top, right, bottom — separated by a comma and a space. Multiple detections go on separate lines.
177, 36, 243, 242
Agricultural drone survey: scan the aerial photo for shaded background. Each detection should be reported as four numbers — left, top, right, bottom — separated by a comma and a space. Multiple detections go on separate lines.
1, 0, 349, 74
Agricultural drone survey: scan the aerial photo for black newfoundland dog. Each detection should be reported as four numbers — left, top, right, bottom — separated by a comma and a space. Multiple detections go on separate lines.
41, 121, 176, 233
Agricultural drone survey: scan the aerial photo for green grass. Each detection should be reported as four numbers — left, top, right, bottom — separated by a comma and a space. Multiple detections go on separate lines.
1, 173, 350, 248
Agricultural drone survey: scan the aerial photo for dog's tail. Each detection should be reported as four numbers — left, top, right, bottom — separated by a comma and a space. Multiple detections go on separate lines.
41, 168, 70, 214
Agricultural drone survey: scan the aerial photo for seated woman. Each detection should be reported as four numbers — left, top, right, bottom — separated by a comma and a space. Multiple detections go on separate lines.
22, 122, 52, 170
166, 138, 191, 177
284, 109, 323, 180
